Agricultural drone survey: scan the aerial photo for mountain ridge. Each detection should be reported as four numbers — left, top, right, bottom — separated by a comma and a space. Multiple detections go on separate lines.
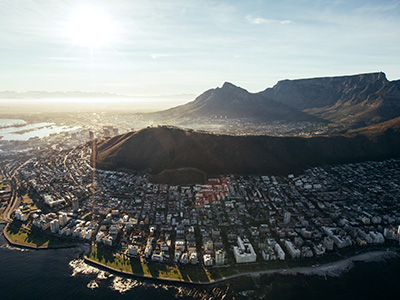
93, 119, 400, 181
155, 72, 400, 126
155, 81, 325, 123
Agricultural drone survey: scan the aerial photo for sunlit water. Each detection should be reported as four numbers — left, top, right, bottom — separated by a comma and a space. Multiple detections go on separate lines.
0, 120, 80, 141
0, 119, 27, 128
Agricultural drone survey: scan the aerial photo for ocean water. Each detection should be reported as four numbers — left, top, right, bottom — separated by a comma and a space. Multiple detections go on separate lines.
0, 224, 225, 300
0, 122, 79, 141
0, 224, 399, 300
0, 119, 27, 128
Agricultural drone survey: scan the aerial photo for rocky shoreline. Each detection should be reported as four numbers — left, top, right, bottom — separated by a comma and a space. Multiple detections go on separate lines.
83, 250, 399, 286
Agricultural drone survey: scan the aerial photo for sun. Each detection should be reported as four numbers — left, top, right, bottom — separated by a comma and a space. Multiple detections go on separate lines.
66, 6, 116, 48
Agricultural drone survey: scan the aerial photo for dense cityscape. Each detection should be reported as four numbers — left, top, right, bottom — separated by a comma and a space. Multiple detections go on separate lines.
2, 125, 400, 280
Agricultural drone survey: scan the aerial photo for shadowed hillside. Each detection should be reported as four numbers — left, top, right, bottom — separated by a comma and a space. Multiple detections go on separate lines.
260, 72, 400, 126
94, 123, 400, 181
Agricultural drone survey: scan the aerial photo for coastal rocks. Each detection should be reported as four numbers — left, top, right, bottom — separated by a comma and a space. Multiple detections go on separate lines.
111, 277, 140, 294
69, 258, 102, 277
87, 280, 99, 290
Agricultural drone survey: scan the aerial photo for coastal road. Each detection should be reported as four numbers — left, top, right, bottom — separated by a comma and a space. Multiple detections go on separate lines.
81, 250, 399, 287
3, 178, 21, 222
63, 148, 78, 185
3, 158, 31, 222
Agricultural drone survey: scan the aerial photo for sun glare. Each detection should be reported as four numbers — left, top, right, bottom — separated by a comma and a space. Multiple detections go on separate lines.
66, 6, 116, 48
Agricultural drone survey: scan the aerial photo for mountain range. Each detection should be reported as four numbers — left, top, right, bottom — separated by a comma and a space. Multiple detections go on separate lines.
93, 72, 400, 183
155, 72, 400, 127
156, 82, 324, 123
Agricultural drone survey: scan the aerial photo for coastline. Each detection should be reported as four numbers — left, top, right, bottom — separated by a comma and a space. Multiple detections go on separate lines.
239, 250, 399, 278
2, 222, 81, 250
2, 222, 399, 286
83, 249, 399, 286
83, 256, 216, 286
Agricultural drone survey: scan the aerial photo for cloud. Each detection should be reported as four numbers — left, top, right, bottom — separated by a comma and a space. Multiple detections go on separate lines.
246, 15, 293, 26
246, 15, 272, 25
280, 20, 293, 25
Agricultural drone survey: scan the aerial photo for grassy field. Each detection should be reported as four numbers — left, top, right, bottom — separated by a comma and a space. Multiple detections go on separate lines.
87, 245, 341, 284
86, 244, 395, 284
21, 194, 34, 204
87, 245, 235, 283
20, 195, 38, 213
5, 220, 76, 248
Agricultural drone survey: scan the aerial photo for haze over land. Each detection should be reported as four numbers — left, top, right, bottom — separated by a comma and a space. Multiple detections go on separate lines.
0, 92, 194, 114
2, 71, 400, 139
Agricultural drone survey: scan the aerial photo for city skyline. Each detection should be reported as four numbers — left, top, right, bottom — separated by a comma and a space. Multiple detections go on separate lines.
0, 0, 399, 96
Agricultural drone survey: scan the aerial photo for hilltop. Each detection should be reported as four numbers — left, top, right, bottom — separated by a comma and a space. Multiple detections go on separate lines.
155, 82, 325, 123
93, 122, 400, 182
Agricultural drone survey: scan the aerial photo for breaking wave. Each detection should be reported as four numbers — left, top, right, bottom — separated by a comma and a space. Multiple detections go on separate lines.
68, 258, 229, 298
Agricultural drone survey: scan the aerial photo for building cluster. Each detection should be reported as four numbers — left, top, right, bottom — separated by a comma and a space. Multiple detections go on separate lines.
173, 118, 329, 137
8, 141, 400, 269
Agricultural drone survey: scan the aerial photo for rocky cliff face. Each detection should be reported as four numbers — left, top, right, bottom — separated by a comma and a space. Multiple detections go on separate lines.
260, 72, 389, 109
259, 72, 400, 125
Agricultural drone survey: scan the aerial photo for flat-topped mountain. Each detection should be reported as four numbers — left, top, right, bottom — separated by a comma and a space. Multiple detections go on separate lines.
155, 82, 324, 122
259, 72, 400, 125
155, 72, 400, 126
260, 72, 388, 109
93, 123, 400, 182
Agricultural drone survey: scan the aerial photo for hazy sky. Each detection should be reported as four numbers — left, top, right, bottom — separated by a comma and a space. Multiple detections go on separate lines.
0, 0, 399, 96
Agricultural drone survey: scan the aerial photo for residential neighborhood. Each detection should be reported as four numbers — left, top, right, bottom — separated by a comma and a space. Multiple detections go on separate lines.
3, 139, 400, 270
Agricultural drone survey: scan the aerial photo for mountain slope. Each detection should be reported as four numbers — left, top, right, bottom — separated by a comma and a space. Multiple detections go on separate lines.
153, 72, 400, 126
347, 115, 400, 137
94, 124, 400, 179
259, 72, 400, 125
155, 82, 324, 122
